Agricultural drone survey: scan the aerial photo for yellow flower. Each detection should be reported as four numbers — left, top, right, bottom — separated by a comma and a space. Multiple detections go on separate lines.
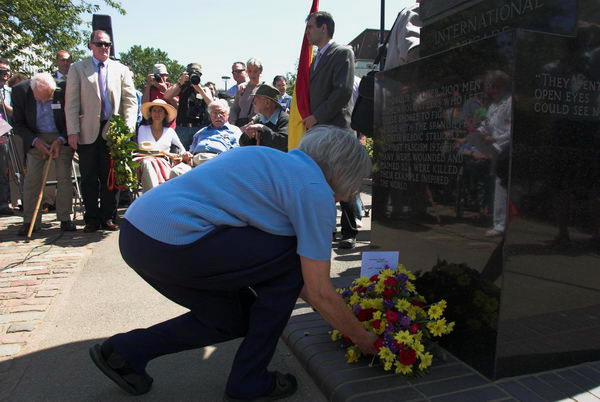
413, 331, 423, 342
354, 277, 371, 287
372, 311, 382, 320
374, 282, 385, 293
406, 281, 416, 293
394, 330, 412, 345
428, 304, 444, 320
346, 346, 361, 363
361, 298, 383, 310
383, 361, 393, 371
378, 346, 395, 363
379, 268, 394, 279
349, 293, 360, 306
419, 352, 433, 370
446, 321, 455, 334
330, 330, 342, 341
413, 341, 425, 354
427, 319, 447, 337
394, 362, 413, 375
407, 305, 418, 320
396, 299, 410, 312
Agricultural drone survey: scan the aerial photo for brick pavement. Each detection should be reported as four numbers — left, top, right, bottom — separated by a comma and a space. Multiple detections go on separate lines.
0, 211, 107, 360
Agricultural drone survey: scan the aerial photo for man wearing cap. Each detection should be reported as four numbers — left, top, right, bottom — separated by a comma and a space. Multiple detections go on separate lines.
142, 64, 171, 104
65, 29, 137, 233
239, 84, 289, 152
164, 63, 213, 150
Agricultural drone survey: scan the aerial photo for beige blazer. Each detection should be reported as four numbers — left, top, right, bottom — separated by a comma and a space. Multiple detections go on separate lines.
65, 57, 137, 145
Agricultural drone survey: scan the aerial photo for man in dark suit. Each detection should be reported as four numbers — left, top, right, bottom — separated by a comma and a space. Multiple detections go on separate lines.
303, 11, 359, 249
53, 50, 72, 82
12, 73, 76, 235
65, 30, 137, 233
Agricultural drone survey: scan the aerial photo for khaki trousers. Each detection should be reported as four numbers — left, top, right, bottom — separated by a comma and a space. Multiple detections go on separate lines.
23, 133, 74, 225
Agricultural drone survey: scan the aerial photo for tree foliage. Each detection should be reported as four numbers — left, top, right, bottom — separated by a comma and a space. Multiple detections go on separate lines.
118, 45, 186, 91
0, 1, 125, 74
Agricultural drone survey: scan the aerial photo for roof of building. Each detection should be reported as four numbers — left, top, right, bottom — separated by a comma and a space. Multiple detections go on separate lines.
348, 28, 390, 60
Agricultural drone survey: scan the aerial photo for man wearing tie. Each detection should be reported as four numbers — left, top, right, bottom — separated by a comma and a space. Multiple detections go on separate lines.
303, 11, 359, 249
65, 30, 137, 233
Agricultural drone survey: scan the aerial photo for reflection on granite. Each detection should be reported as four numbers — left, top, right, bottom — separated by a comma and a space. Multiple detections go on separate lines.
420, 0, 577, 57
373, 10, 600, 378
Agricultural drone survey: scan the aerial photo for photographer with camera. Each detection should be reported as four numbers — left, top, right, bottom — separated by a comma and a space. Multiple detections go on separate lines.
142, 64, 171, 104
164, 63, 213, 149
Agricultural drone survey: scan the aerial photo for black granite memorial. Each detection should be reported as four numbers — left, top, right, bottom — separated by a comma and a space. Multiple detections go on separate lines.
372, 0, 600, 379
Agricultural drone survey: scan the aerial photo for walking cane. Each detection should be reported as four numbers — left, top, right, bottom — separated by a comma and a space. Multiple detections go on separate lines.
26, 155, 53, 241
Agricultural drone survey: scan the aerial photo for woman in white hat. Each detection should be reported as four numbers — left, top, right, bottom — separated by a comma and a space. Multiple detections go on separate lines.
137, 99, 185, 192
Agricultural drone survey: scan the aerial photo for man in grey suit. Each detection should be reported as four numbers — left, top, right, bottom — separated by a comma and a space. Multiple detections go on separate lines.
303, 11, 359, 249
65, 30, 137, 233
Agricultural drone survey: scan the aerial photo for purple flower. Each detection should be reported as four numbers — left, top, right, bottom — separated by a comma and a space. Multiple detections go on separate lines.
367, 285, 375, 292
398, 274, 408, 283
383, 299, 394, 309
341, 290, 351, 298
400, 316, 411, 327
353, 305, 361, 314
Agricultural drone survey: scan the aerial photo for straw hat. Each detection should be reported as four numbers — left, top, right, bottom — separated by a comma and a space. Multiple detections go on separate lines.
141, 99, 177, 122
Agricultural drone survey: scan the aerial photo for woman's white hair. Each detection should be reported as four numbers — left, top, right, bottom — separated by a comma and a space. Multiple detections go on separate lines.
208, 98, 230, 114
299, 125, 371, 198
30, 72, 56, 91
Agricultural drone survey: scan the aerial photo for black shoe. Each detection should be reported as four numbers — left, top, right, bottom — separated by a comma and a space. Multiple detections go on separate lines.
224, 371, 298, 402
101, 219, 119, 231
60, 220, 77, 232
338, 237, 356, 249
83, 222, 100, 233
89, 341, 153, 396
0, 206, 14, 216
17, 223, 40, 237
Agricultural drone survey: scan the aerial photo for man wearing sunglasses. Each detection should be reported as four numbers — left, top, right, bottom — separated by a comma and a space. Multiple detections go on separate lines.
226, 62, 249, 96
65, 30, 137, 233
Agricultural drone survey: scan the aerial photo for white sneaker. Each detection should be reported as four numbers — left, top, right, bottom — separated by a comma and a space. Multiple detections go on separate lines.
356, 218, 363, 228
485, 229, 504, 237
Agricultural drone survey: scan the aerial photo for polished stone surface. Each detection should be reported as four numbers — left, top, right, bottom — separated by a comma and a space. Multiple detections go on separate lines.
420, 0, 578, 57
372, 2, 600, 378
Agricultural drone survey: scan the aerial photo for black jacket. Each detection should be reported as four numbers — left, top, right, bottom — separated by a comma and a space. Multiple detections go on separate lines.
12, 79, 68, 154
239, 111, 289, 152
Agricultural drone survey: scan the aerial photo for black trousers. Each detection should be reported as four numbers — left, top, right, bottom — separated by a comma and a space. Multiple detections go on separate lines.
111, 220, 304, 398
77, 123, 118, 223
340, 200, 358, 239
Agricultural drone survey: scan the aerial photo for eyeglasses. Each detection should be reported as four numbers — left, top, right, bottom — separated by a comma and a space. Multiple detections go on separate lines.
210, 110, 227, 116
0, 69, 10, 75
92, 41, 112, 48
232, 69, 245, 74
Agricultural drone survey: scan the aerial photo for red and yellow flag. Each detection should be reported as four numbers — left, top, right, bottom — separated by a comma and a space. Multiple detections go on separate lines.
288, 0, 319, 150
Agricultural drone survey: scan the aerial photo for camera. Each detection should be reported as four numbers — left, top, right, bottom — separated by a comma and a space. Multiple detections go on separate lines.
189, 72, 202, 85
154, 73, 162, 82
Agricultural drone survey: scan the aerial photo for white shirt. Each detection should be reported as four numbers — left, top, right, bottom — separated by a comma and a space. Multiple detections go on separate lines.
137, 125, 185, 153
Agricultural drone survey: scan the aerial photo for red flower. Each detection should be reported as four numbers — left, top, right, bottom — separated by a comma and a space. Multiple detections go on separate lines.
383, 288, 398, 298
356, 286, 367, 294
371, 319, 382, 330
409, 323, 421, 334
369, 274, 379, 282
357, 308, 375, 322
399, 349, 417, 366
384, 277, 398, 287
342, 335, 353, 344
411, 300, 425, 308
392, 340, 406, 351
385, 310, 399, 323
374, 337, 384, 351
